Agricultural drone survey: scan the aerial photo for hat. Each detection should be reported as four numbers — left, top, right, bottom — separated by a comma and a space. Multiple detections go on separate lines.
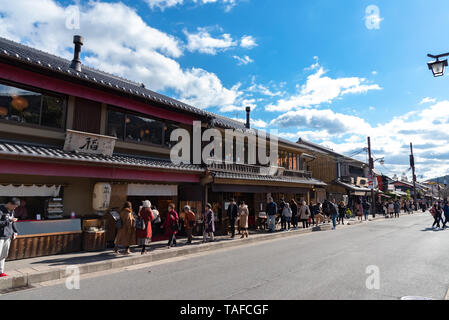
142, 200, 151, 208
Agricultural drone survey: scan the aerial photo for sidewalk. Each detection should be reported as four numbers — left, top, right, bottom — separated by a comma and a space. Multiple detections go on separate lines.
0, 211, 419, 292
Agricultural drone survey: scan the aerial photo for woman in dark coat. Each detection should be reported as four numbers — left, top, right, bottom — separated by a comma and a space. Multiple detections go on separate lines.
161, 203, 179, 248
338, 201, 346, 225
203, 203, 215, 243
290, 199, 298, 229
136, 200, 154, 254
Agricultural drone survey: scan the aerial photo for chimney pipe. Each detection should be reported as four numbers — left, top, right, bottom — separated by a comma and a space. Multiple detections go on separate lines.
70, 35, 83, 72
245, 106, 251, 129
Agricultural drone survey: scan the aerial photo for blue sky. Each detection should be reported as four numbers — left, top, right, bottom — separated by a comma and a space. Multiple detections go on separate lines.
1, 0, 449, 180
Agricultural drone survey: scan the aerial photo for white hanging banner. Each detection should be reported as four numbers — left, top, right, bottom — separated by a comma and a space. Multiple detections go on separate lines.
0, 184, 61, 197
127, 184, 177, 197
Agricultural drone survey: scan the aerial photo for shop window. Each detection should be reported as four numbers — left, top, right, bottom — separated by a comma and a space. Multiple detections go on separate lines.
107, 107, 174, 147
126, 114, 164, 144
164, 123, 179, 148
107, 109, 125, 139
0, 82, 65, 129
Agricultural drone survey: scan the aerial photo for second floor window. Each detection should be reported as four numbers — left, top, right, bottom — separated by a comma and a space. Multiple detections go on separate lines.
0, 82, 66, 129
107, 108, 177, 148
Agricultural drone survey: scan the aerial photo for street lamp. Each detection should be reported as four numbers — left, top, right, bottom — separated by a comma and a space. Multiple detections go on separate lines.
427, 53, 449, 77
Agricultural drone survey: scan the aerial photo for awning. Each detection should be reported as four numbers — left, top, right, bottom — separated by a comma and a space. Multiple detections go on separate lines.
351, 191, 368, 196
212, 184, 310, 194
212, 171, 327, 187
335, 180, 371, 192
0, 184, 61, 197
127, 184, 177, 196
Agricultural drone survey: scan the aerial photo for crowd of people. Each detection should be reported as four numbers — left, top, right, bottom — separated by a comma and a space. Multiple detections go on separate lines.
0, 195, 446, 277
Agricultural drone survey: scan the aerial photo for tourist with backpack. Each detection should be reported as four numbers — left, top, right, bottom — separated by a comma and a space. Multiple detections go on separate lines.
136, 200, 154, 255
161, 203, 179, 248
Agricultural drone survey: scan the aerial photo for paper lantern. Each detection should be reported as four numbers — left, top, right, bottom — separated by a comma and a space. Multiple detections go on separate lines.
11, 95, 29, 112
92, 183, 112, 211
0, 107, 7, 117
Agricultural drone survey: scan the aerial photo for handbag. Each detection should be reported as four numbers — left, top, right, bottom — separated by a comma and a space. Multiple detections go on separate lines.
135, 217, 146, 230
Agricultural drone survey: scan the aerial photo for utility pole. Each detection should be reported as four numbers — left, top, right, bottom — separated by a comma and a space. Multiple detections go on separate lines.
410, 143, 417, 208
368, 137, 375, 217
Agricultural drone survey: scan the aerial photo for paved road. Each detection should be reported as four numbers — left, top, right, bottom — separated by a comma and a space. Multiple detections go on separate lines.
1, 212, 448, 300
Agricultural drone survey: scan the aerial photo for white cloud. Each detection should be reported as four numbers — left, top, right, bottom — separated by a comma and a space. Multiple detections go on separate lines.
266, 64, 382, 112
0, 0, 242, 110
240, 35, 257, 49
184, 28, 237, 55
144, 0, 241, 12
275, 100, 449, 179
184, 29, 257, 55
233, 55, 253, 65
419, 97, 436, 104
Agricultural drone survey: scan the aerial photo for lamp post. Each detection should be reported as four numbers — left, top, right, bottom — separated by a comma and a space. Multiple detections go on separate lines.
427, 53, 449, 77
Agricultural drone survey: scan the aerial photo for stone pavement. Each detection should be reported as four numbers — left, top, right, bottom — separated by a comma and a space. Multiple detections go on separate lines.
0, 210, 421, 292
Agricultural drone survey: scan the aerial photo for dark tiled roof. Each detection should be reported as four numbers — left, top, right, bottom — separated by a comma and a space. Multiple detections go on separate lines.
0, 36, 334, 156
213, 171, 327, 186
0, 37, 211, 118
0, 141, 204, 173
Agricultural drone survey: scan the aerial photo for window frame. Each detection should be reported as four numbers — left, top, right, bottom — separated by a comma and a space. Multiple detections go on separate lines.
106, 106, 176, 149
0, 79, 67, 132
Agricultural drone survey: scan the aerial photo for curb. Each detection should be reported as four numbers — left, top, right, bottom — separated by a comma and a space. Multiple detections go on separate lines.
0, 227, 314, 292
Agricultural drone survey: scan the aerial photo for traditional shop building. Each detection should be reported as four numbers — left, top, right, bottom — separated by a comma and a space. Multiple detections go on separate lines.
0, 35, 328, 260
295, 138, 375, 209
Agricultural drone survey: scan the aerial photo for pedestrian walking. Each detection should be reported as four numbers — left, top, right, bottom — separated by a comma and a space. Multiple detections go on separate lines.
356, 201, 363, 221
442, 201, 449, 229
338, 201, 346, 225
183, 205, 196, 244
330, 199, 339, 230
238, 201, 250, 238
281, 202, 292, 231
161, 203, 179, 248
322, 200, 331, 223
430, 204, 442, 229
299, 201, 311, 229
278, 199, 286, 230
266, 197, 277, 233
362, 200, 370, 221
136, 200, 154, 255
394, 200, 400, 218
290, 199, 298, 229
114, 201, 136, 255
309, 201, 317, 226
227, 199, 238, 238
0, 198, 19, 277
203, 203, 215, 243
388, 201, 394, 218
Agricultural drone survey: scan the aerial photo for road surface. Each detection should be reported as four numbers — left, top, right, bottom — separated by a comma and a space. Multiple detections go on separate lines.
1, 212, 448, 300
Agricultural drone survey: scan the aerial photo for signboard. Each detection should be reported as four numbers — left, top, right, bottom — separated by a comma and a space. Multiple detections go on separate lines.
64, 129, 116, 157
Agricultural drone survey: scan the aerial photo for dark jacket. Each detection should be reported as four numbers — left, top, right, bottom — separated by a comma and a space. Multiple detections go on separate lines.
266, 202, 278, 216
291, 203, 298, 218
0, 205, 18, 239
227, 203, 238, 221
